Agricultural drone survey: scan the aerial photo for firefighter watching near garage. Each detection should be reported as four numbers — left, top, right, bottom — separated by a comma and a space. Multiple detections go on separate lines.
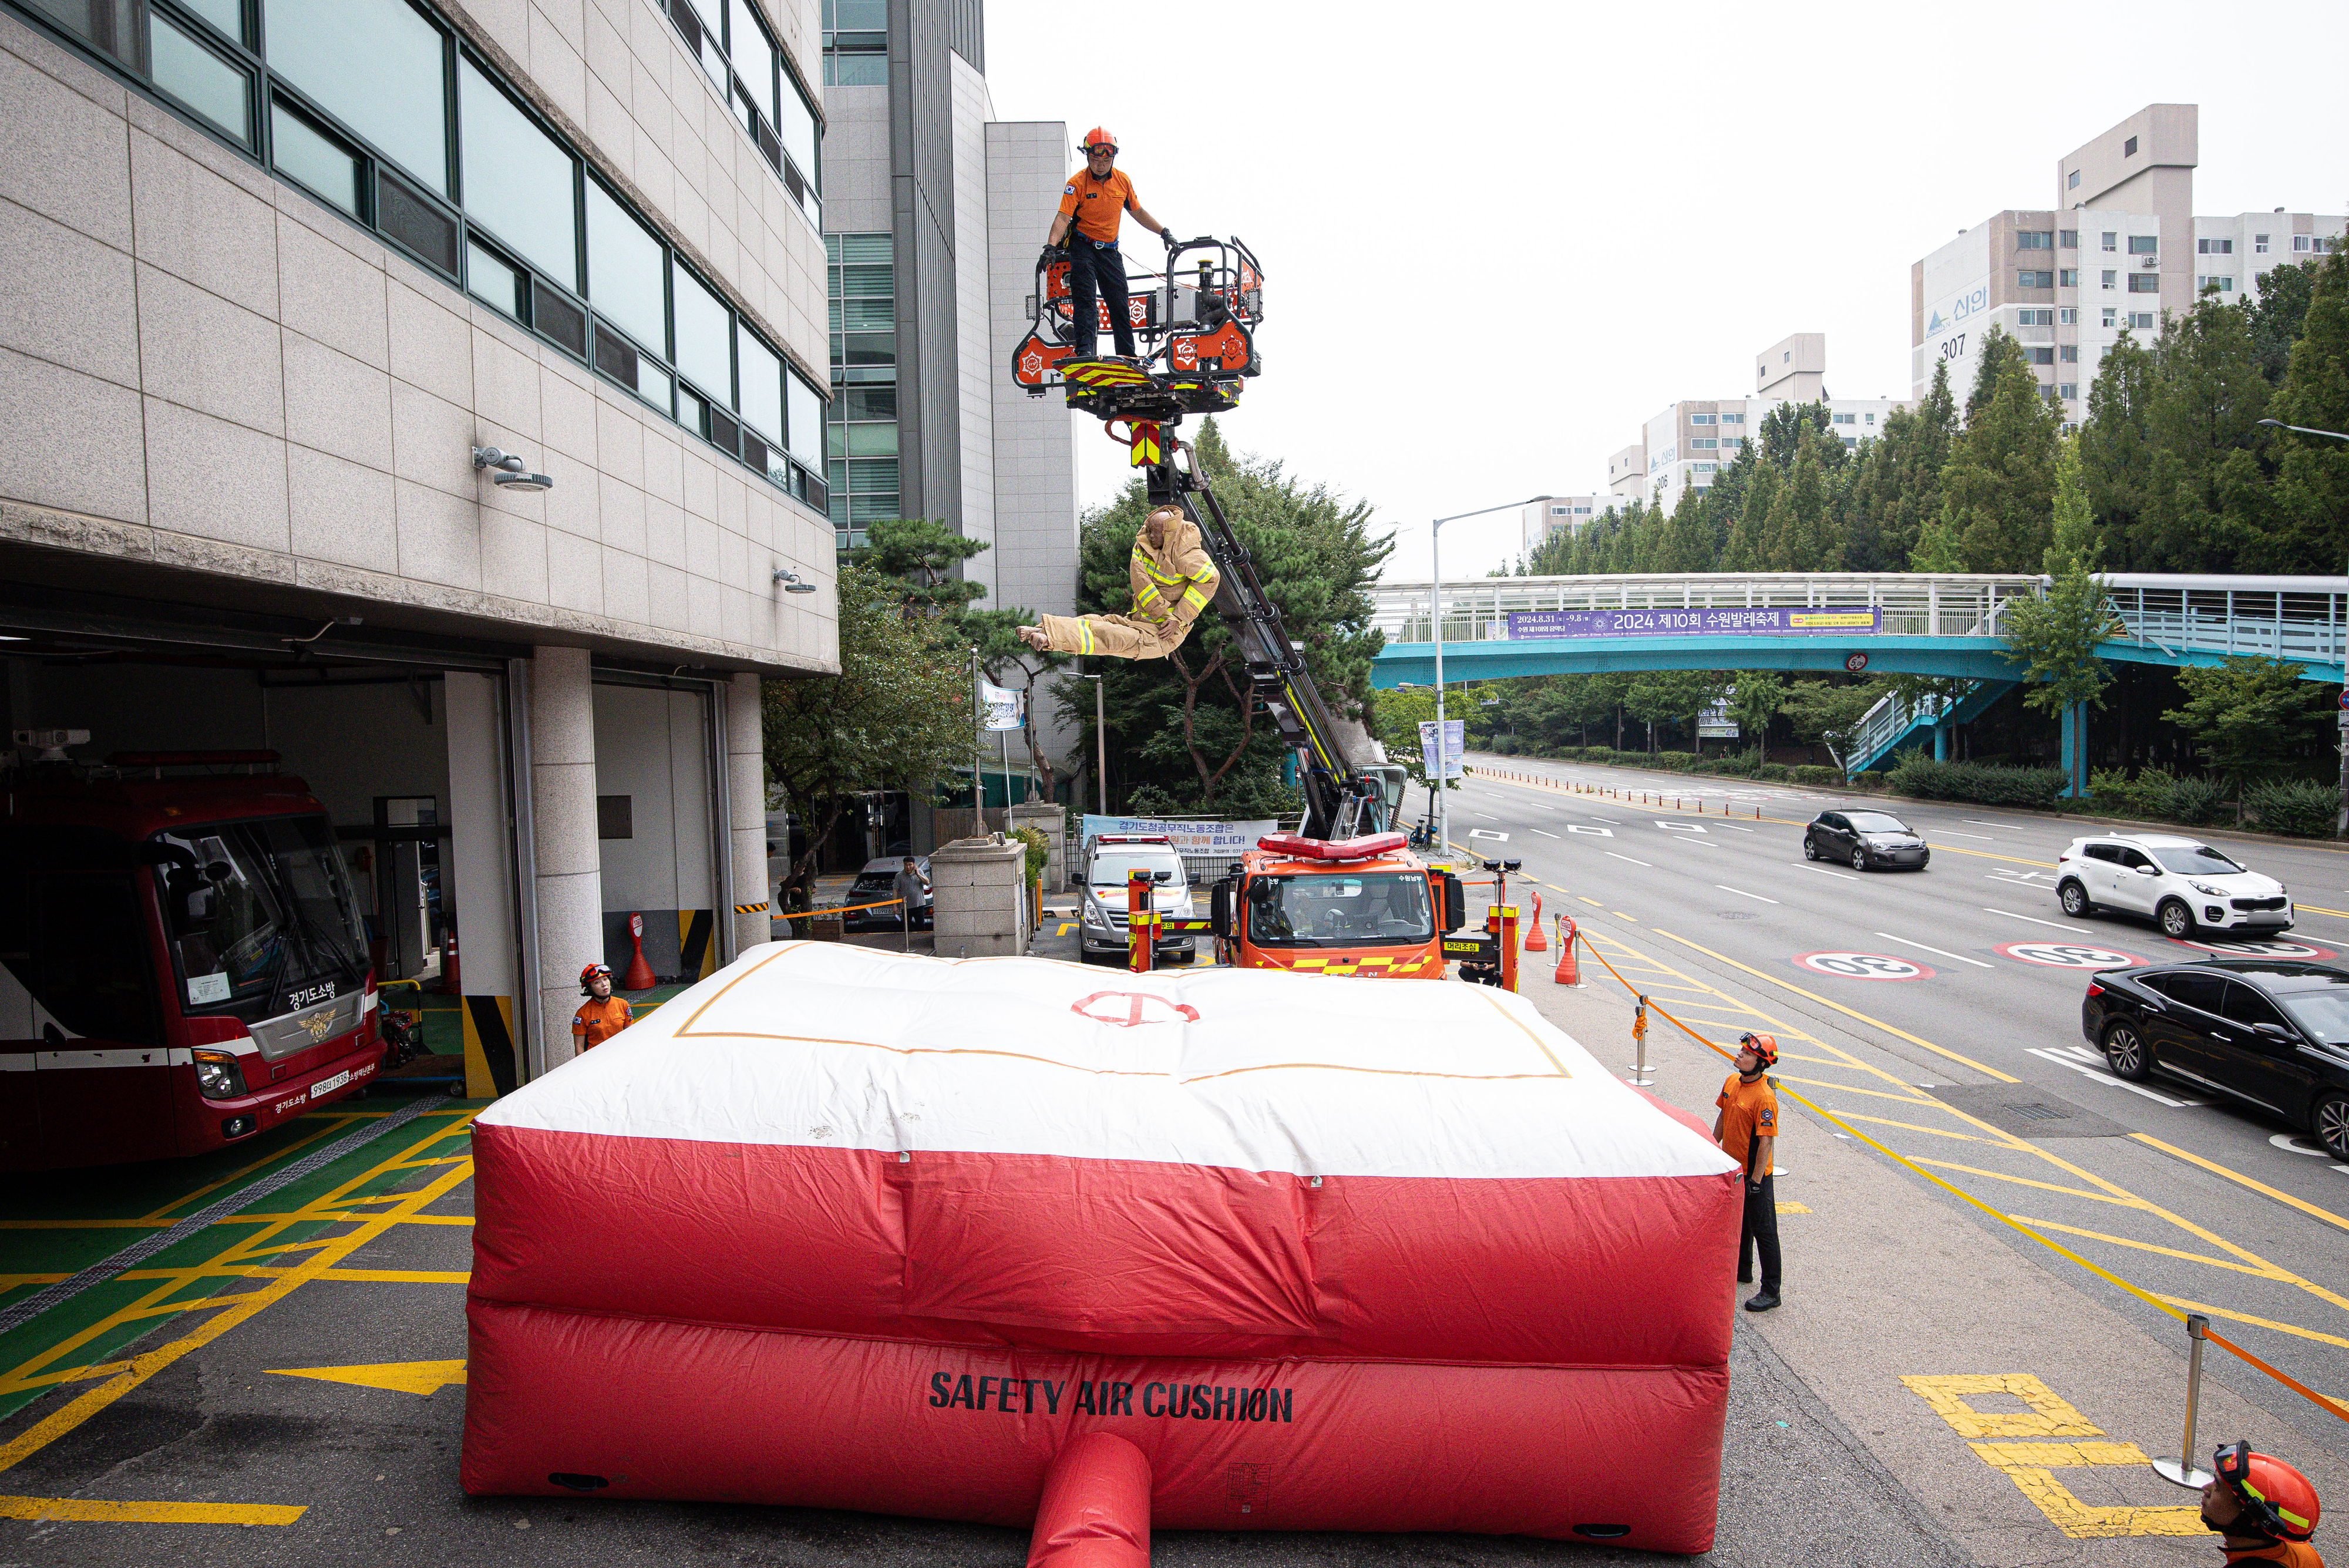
1041, 127, 1173, 362
1714, 1031, 1782, 1313
573, 963, 634, 1054
1018, 506, 1219, 658
2202, 1442, 2324, 1566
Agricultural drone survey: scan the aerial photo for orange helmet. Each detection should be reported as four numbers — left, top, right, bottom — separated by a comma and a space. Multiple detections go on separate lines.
1081, 126, 1118, 154
580, 963, 613, 991
2215, 1442, 2320, 1542
1738, 1032, 1779, 1069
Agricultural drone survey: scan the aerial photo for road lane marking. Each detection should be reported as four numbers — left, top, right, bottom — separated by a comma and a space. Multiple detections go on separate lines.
1468, 829, 1510, 842
0, 1496, 307, 1525
2006, 1216, 2285, 1277
1529, 828, 1560, 838
268, 1360, 466, 1395
1878, 933, 1995, 969
1801, 864, 1858, 880
1589, 816, 1621, 823
1937, 832, 1996, 840
2026, 1047, 2202, 1106
1605, 853, 1652, 867
2158, 1295, 2349, 1352
2129, 1133, 2349, 1236
1470, 812, 1498, 820
1717, 823, 1754, 831
1964, 820, 2030, 830
1985, 907, 2090, 932
1565, 824, 1614, 837
1580, 897, 1604, 907
1647, 928, 2018, 1082
1717, 885, 1780, 904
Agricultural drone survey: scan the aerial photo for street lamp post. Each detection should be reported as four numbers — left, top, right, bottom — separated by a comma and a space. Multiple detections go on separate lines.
2256, 420, 2349, 837
1076, 671, 1108, 817
1429, 498, 1542, 857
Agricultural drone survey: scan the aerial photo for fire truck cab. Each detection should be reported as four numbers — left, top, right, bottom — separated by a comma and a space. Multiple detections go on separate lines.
1, 753, 385, 1171
1207, 832, 1469, 980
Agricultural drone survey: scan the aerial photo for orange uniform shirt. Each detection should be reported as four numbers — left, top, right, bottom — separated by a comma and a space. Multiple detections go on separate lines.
2225, 1540, 2323, 1566
571, 995, 633, 1051
1716, 1074, 1779, 1179
1059, 167, 1138, 243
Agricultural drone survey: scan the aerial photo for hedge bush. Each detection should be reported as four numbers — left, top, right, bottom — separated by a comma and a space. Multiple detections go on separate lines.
1887, 757, 2067, 807
1793, 765, 1844, 786
2245, 778, 2338, 837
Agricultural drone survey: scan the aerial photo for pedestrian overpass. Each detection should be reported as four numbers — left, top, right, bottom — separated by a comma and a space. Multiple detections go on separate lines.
1367, 573, 2346, 775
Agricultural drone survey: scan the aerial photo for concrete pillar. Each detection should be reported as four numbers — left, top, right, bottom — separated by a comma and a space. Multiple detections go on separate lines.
530, 647, 601, 1068
445, 672, 521, 1099
930, 835, 1029, 958
725, 673, 771, 960
1007, 801, 1067, 895
1933, 722, 1949, 762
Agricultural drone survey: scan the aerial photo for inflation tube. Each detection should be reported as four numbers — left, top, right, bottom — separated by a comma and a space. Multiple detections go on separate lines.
1027, 1431, 1152, 1568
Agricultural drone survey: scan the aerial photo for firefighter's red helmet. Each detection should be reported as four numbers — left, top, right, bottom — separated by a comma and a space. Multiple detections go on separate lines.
1081, 126, 1117, 154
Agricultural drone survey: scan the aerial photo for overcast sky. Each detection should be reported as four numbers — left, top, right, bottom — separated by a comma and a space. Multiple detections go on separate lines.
980, 2, 2347, 585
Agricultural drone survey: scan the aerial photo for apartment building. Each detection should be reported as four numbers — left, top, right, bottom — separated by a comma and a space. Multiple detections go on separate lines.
0, 0, 835, 1090
816, 0, 1077, 619
1911, 105, 2344, 420
1517, 495, 1616, 557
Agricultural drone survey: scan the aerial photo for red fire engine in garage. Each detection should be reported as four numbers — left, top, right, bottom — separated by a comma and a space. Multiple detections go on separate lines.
1, 737, 385, 1170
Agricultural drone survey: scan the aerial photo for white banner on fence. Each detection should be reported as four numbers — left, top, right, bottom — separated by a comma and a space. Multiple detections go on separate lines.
1079, 816, 1279, 858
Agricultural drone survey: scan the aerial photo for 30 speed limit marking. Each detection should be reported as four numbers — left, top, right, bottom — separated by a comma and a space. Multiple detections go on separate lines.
1793, 951, 1932, 981
1996, 941, 2142, 970
2177, 937, 2337, 961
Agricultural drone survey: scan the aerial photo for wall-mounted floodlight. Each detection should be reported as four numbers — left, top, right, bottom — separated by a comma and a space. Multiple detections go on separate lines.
472, 446, 553, 492
773, 569, 817, 594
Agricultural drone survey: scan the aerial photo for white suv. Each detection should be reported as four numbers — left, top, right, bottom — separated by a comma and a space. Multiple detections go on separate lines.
2055, 834, 2293, 940
1077, 834, 1197, 964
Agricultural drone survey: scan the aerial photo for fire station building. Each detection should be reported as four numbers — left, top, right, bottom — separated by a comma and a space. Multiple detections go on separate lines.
0, 0, 837, 1105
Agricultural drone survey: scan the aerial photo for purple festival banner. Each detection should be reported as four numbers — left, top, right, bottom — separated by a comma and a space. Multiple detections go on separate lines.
1505, 606, 1880, 640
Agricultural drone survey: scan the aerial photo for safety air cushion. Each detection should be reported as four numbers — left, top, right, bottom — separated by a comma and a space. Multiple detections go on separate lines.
461, 942, 1742, 1553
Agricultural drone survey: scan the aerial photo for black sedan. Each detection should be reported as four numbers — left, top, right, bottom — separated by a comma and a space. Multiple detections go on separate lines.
1803, 809, 1930, 872
2082, 960, 2349, 1159
837, 856, 932, 931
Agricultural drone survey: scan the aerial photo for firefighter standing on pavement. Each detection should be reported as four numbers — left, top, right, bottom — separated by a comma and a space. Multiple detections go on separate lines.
1018, 505, 1218, 659
1042, 127, 1172, 361
1714, 1031, 1782, 1313
2201, 1441, 2324, 1565
572, 963, 634, 1053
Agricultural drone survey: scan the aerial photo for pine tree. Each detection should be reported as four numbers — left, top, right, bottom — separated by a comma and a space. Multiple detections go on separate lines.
1772, 432, 1840, 570
2141, 292, 2274, 571
2245, 257, 2321, 385
1721, 462, 1776, 571
1656, 481, 1714, 571
2267, 248, 2349, 578
1851, 359, 1956, 570
2077, 331, 2156, 567
1936, 327, 2061, 571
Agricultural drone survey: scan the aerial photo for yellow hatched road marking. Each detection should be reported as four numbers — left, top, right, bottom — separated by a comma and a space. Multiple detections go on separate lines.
267, 1359, 466, 1396
2158, 1296, 2349, 1353
2128, 1133, 2349, 1235
2006, 1216, 2289, 1278
1909, 1159, 2136, 1208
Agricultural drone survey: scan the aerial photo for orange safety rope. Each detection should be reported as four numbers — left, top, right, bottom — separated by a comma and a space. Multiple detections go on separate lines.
1576, 928, 2349, 1430
807, 897, 907, 917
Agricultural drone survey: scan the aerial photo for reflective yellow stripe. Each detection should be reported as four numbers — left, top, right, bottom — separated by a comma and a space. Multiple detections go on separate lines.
1077, 621, 1095, 655
1180, 583, 1212, 613
1134, 581, 1168, 610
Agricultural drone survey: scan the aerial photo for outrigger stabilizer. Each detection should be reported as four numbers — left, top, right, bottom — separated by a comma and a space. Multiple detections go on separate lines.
1010, 236, 1389, 844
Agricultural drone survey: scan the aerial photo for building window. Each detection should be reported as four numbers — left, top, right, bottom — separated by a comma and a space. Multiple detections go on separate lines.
2059, 229, 2079, 248
2017, 231, 2052, 250
2254, 234, 2270, 253
827, 233, 899, 537
2017, 308, 2054, 326
1688, 412, 1715, 424
2128, 274, 2160, 293
2101, 270, 2116, 290
2060, 344, 2078, 362
271, 99, 361, 216
2101, 232, 2118, 251
1691, 437, 1718, 449
2067, 171, 2081, 190
2196, 275, 2236, 293
150, 11, 252, 146
2017, 270, 2055, 288
2026, 346, 2055, 365
1721, 412, 1745, 423
1722, 436, 1744, 449
2128, 235, 2158, 254
2101, 307, 2116, 327
2057, 270, 2078, 287
1694, 463, 1716, 473
270, 0, 449, 196
2058, 383, 2078, 401
2059, 308, 2077, 324
1830, 411, 1856, 424
1841, 436, 1857, 447
2196, 237, 2232, 255
822, 0, 887, 84
1865, 412, 1876, 425
2123, 135, 2138, 156
2127, 311, 2155, 330
2293, 235, 2313, 253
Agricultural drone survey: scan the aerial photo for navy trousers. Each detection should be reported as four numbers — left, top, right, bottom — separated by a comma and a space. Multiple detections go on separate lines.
1066, 237, 1136, 358
1740, 1173, 1782, 1291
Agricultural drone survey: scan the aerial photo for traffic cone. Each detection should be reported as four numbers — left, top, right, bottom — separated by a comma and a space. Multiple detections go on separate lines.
621, 912, 656, 991
1523, 890, 1548, 951
1552, 916, 1579, 985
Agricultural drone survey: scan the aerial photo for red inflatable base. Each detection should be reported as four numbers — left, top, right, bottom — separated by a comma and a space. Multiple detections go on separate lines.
460, 1298, 1726, 1553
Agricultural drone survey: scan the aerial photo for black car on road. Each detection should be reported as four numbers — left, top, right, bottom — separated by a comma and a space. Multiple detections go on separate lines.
2082, 960, 2349, 1159
1803, 809, 1930, 872
837, 856, 932, 931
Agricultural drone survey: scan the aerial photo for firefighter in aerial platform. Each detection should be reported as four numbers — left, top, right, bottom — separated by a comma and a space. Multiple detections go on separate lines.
1017, 506, 1217, 658
1042, 126, 1173, 361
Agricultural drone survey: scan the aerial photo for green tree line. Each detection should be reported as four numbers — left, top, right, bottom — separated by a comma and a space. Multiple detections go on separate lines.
1523, 253, 2348, 580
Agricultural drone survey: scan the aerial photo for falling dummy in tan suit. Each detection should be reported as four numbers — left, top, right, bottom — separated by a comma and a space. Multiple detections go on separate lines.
1018, 506, 1220, 659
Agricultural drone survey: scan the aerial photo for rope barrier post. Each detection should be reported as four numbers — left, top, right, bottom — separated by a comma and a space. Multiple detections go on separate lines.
2153, 1315, 2216, 1490
1128, 872, 1153, 974
902, 894, 911, 953
1627, 995, 1654, 1086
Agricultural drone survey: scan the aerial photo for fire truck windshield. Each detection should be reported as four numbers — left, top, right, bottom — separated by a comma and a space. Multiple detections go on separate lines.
1246, 872, 1434, 948
153, 816, 368, 1018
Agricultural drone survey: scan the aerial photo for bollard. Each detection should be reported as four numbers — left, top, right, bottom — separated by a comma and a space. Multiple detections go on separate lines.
1127, 872, 1155, 974
1553, 916, 1579, 985
2152, 1315, 2216, 1489
1523, 890, 1548, 951
1499, 904, 1519, 991
1627, 994, 1654, 1086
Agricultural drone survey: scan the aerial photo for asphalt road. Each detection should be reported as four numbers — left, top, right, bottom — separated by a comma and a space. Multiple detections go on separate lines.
1443, 752, 2349, 1445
